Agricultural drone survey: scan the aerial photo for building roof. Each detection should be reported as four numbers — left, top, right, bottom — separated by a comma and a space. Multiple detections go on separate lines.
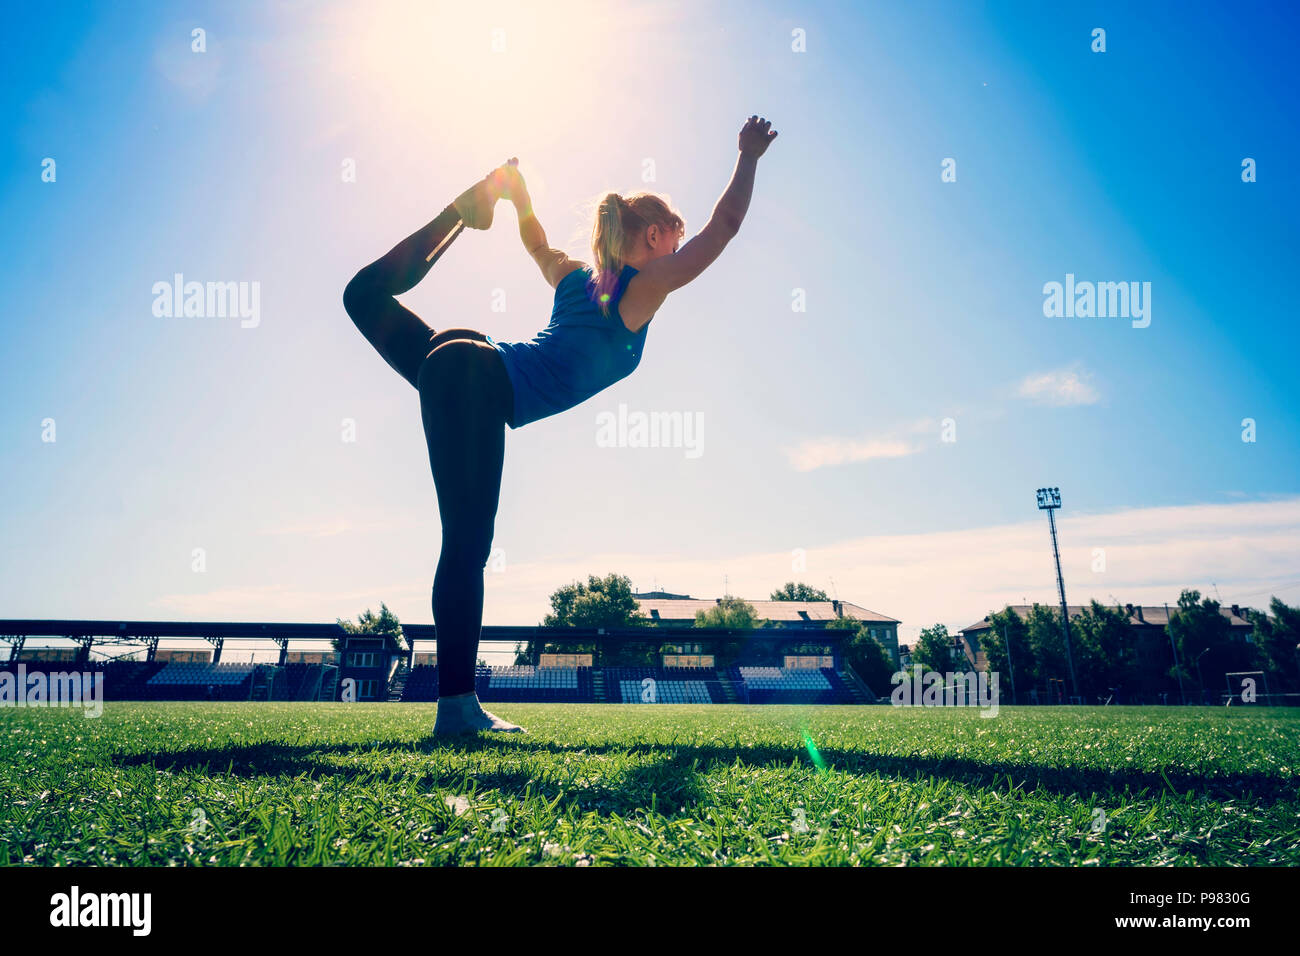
633, 596, 899, 625
960, 603, 1255, 635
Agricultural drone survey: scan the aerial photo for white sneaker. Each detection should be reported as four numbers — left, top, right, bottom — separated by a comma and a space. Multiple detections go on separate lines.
433, 693, 525, 736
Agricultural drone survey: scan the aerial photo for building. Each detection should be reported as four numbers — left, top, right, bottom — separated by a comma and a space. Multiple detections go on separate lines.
633, 592, 902, 667
335, 634, 401, 701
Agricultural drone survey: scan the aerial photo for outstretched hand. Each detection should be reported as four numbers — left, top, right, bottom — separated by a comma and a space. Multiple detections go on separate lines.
738, 116, 777, 158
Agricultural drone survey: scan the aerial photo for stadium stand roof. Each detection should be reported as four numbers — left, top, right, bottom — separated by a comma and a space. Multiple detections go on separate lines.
0, 620, 349, 638
0, 620, 863, 653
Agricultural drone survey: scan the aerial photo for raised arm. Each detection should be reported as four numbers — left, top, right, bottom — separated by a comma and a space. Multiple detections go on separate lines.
501, 161, 585, 288
636, 116, 777, 298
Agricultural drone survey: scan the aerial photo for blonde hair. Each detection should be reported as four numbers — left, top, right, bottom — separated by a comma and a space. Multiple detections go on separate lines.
590, 192, 684, 314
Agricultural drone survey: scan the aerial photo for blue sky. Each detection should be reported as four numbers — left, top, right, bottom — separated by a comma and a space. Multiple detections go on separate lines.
2, 0, 1298, 657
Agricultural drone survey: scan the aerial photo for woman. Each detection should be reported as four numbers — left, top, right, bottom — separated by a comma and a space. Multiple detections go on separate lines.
343, 116, 777, 735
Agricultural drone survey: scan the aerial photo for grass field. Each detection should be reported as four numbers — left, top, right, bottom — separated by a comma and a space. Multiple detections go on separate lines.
2, 703, 1297, 866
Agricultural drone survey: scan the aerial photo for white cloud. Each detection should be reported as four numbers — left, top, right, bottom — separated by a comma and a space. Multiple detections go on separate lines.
1016, 366, 1100, 406
780, 417, 936, 471
781, 436, 918, 471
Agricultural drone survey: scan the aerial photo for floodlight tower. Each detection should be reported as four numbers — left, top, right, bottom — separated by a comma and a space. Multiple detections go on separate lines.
1036, 487, 1078, 700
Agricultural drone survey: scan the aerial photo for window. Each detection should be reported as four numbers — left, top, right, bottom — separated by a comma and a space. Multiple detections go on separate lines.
784, 655, 832, 669
664, 643, 704, 655
539, 653, 592, 667
663, 654, 714, 668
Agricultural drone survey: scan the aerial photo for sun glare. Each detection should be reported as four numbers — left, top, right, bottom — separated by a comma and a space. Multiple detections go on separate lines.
332, 0, 619, 158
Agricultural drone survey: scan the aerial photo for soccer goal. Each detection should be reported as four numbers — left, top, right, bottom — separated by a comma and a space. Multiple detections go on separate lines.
1223, 670, 1269, 706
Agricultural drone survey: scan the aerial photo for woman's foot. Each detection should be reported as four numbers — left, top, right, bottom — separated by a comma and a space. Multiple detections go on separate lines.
451, 179, 496, 230
432, 691, 525, 736
452, 160, 516, 230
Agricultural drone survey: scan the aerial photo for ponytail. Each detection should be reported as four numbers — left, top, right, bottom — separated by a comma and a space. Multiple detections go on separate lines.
589, 191, 684, 316
591, 193, 637, 313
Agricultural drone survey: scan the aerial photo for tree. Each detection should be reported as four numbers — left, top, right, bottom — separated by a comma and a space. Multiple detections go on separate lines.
1249, 597, 1300, 693
1071, 601, 1133, 701
694, 595, 768, 630
1130, 615, 1179, 703
911, 623, 956, 673
694, 596, 767, 667
542, 573, 647, 628
824, 612, 860, 662
1167, 589, 1243, 702
981, 606, 1033, 704
1025, 604, 1069, 697
770, 582, 830, 601
825, 614, 884, 689
842, 624, 895, 698
520, 573, 649, 665
335, 603, 406, 653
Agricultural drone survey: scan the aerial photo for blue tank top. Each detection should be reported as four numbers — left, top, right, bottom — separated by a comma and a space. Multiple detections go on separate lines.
488, 264, 649, 429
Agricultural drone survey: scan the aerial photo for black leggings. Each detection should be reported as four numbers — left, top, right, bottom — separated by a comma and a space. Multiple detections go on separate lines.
343, 203, 513, 698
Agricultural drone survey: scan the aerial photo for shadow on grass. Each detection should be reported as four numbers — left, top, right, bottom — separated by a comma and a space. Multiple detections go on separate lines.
113, 734, 1299, 816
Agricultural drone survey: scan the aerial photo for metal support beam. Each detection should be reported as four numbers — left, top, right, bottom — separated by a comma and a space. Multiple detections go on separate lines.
3, 635, 25, 662
203, 635, 224, 664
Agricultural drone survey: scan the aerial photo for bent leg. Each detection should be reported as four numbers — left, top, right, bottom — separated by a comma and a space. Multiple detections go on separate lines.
428, 327, 490, 350
343, 204, 464, 388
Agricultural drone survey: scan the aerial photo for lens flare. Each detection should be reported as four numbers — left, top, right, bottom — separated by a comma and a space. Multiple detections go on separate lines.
801, 729, 826, 773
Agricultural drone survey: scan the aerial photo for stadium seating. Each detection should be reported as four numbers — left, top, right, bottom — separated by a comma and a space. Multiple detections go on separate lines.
479, 665, 594, 702
103, 661, 167, 699
731, 666, 855, 704
146, 662, 256, 700
0, 657, 864, 705
0, 659, 171, 701
397, 664, 597, 702
280, 663, 336, 701
605, 667, 721, 704
821, 668, 861, 703
281, 663, 311, 699
401, 664, 440, 702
